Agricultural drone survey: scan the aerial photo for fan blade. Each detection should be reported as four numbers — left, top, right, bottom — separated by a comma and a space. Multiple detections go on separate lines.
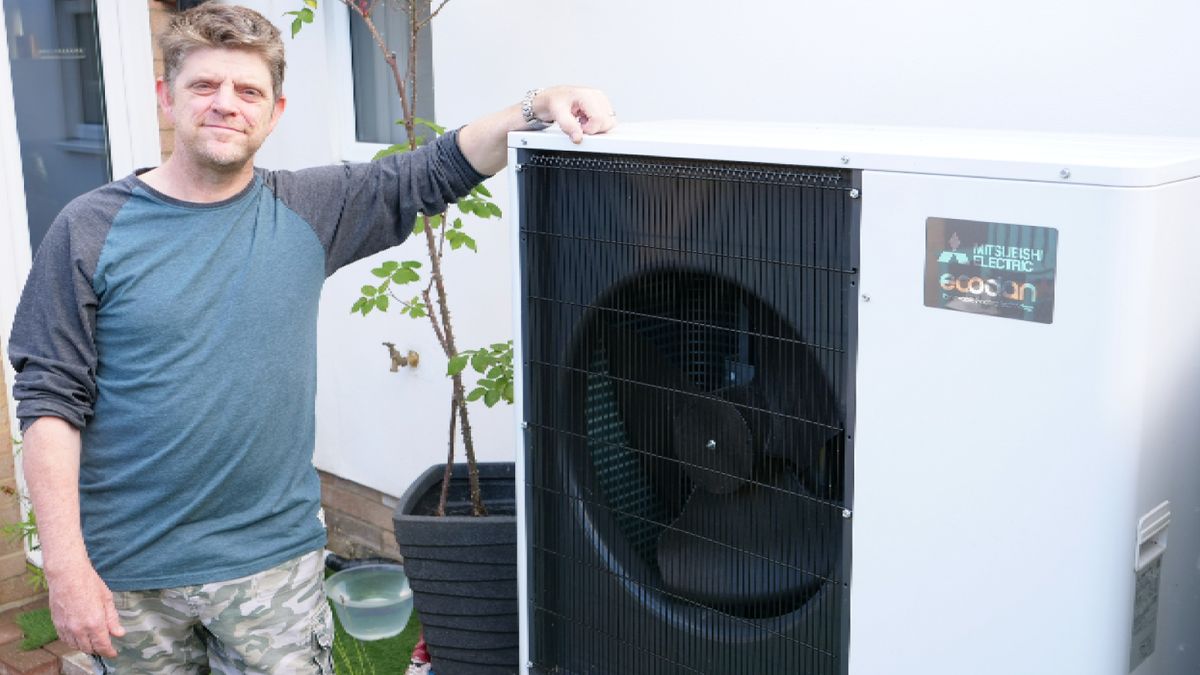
602, 322, 690, 509
671, 393, 754, 494
656, 471, 836, 609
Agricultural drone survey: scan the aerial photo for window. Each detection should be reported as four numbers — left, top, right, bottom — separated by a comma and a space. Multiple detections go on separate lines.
348, 0, 433, 145
3, 0, 110, 251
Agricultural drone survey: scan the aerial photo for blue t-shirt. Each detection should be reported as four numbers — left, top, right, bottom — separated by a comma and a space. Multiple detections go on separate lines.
8, 132, 484, 590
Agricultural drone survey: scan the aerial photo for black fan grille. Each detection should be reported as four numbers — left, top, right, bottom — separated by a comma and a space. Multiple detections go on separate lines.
520, 151, 858, 675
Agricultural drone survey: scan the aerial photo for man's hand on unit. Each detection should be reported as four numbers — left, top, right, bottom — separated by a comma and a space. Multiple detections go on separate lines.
533, 85, 618, 143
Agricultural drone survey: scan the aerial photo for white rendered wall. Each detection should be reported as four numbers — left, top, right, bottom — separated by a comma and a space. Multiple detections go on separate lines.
242, 0, 1200, 498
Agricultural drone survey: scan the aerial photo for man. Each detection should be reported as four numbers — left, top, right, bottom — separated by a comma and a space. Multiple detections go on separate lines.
7, 4, 615, 671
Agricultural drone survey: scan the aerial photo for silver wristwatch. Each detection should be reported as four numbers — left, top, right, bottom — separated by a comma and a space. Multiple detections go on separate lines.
521, 88, 550, 130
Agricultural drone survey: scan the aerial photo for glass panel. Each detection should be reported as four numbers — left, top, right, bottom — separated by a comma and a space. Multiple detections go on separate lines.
4, 0, 110, 253
349, 1, 434, 144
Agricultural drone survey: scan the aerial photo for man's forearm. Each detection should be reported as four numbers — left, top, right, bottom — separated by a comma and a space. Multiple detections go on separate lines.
456, 103, 527, 177
456, 86, 617, 176
23, 417, 89, 575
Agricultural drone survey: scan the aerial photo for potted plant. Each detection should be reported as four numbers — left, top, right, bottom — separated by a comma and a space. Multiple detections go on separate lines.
291, 2, 518, 673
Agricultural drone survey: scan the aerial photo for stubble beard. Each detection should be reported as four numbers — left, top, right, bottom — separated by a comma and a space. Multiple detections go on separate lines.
185, 132, 261, 174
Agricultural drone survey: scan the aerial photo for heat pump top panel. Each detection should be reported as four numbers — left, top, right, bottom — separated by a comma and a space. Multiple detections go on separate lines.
510, 121, 1200, 187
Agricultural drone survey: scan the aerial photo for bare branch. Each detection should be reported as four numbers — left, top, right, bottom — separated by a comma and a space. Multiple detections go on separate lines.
416, 0, 451, 32
406, 1, 421, 126
437, 400, 457, 516
353, 4, 415, 138
454, 384, 486, 516
421, 287, 449, 355
436, 216, 448, 260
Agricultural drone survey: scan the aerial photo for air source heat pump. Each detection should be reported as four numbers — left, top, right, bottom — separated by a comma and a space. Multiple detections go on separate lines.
506, 122, 1200, 675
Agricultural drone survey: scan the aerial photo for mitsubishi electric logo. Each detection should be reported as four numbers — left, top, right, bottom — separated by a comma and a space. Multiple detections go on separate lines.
924, 218, 1058, 324
936, 232, 971, 265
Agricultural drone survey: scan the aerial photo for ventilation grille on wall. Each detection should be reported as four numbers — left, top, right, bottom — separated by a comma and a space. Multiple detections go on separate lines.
520, 151, 858, 674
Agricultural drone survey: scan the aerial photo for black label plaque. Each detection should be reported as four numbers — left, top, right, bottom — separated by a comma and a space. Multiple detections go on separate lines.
924, 218, 1058, 324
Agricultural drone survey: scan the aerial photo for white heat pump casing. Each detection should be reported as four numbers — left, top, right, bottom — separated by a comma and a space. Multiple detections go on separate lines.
508, 122, 1200, 675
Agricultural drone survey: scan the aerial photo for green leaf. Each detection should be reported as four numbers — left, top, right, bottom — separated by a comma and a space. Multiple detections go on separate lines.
375, 295, 389, 311
427, 214, 443, 229
351, 298, 364, 313
471, 350, 490, 373
448, 354, 469, 376
373, 143, 411, 161
402, 260, 423, 268
410, 304, 427, 318
461, 234, 477, 252
371, 267, 390, 278
362, 302, 374, 316
414, 117, 447, 135
305, 0, 318, 8
484, 389, 501, 407
291, 16, 302, 37
466, 388, 486, 402
447, 231, 463, 250
377, 280, 390, 294
360, 285, 377, 297
412, 217, 425, 234
474, 184, 492, 198
381, 261, 399, 271
486, 202, 503, 218
504, 381, 515, 403
391, 267, 420, 284
299, 8, 314, 22
486, 366, 505, 380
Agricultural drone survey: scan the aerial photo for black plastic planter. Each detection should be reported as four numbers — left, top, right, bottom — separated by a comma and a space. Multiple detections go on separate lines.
393, 462, 518, 675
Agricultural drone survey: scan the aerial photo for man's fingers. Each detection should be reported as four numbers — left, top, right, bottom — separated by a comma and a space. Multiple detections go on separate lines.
538, 86, 617, 143
104, 595, 126, 638
59, 624, 91, 656
552, 103, 585, 143
582, 107, 616, 135
90, 633, 118, 658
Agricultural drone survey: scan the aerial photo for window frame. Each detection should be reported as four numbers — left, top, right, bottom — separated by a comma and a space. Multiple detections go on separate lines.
322, 1, 434, 164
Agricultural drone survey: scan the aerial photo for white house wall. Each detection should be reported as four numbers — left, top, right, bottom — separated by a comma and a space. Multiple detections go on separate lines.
242, 0, 1200, 497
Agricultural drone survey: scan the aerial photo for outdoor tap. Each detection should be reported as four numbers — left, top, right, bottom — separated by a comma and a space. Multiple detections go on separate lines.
382, 342, 419, 371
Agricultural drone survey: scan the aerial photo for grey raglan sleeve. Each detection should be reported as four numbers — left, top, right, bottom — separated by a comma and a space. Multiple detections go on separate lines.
7, 197, 113, 432
267, 129, 487, 276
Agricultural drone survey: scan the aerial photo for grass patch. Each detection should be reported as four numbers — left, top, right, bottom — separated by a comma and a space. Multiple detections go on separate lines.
15, 607, 57, 651
329, 601, 422, 675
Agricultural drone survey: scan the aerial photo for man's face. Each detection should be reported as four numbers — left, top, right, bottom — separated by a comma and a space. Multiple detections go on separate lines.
159, 47, 285, 172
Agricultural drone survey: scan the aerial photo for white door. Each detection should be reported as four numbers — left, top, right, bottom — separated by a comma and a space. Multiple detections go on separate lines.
0, 0, 158, 430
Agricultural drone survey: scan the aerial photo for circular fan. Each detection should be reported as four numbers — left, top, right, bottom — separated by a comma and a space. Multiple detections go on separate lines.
576, 271, 844, 619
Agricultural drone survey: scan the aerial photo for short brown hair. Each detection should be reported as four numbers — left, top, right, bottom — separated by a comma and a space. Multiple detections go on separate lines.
160, 4, 286, 100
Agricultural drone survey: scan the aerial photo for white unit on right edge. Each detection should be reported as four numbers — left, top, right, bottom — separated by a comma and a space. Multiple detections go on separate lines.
508, 122, 1200, 675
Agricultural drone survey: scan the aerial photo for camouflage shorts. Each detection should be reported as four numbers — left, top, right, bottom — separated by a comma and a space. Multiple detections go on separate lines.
93, 550, 334, 674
